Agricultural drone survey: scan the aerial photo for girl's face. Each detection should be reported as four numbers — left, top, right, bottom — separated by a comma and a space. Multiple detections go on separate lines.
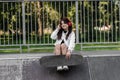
61, 21, 68, 31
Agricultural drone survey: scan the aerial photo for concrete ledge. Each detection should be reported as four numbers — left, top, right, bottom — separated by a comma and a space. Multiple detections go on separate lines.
0, 51, 120, 80
0, 59, 22, 80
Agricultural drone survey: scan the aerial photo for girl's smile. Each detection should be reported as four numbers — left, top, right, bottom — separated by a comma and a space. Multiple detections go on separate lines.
61, 21, 68, 30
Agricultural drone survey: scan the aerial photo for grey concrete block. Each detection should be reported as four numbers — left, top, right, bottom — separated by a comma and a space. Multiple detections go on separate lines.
0, 59, 22, 80
1, 52, 120, 80
88, 56, 120, 80
22, 58, 90, 80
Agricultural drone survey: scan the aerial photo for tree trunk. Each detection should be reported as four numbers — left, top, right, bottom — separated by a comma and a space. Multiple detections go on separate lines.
37, 1, 42, 36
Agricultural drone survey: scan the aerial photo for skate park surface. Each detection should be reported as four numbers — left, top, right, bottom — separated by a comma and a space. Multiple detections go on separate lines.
0, 50, 120, 80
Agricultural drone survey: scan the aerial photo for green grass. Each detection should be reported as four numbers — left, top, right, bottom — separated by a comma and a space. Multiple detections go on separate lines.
0, 43, 120, 54
81, 43, 120, 51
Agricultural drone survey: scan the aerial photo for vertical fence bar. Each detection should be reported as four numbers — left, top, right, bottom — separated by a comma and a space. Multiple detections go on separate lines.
15, 3, 18, 44
95, 1, 98, 42
83, 2, 85, 43
27, 2, 30, 52
59, 1, 60, 19
30, 2, 33, 44
63, 2, 64, 17
27, 2, 30, 44
0, 2, 1, 45
51, 1, 54, 44
18, 2, 20, 45
19, 2, 21, 44
116, 1, 118, 42
34, 2, 37, 44
40, 2, 43, 44
111, 1, 113, 42
55, 1, 57, 41
75, 0, 79, 44
11, 3, 13, 44
0, 2, 0, 44
99, 2, 102, 42
11, 2, 14, 45
26, 2, 28, 45
43, 2, 46, 44
3, 3, 5, 45
110, 1, 112, 42
107, 1, 109, 42
103, 2, 105, 43
67, 1, 68, 17
7, 3, 9, 45
119, 2, 120, 42
0, 3, 2, 45
47, 2, 49, 44
118, 3, 119, 42
71, 1, 73, 24
22, 1, 26, 45
87, 1, 90, 42
115, 3, 117, 42
91, 2, 93, 42
43, 2, 45, 44
80, 1, 83, 50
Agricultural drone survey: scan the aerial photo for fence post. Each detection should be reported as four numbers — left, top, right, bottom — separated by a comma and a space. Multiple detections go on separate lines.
22, 1, 26, 45
115, 1, 120, 41
118, 1, 120, 40
75, 0, 79, 44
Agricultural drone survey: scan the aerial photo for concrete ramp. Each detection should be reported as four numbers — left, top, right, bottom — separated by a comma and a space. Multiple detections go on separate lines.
22, 55, 120, 80
0, 51, 120, 80
23, 58, 90, 80
88, 56, 120, 80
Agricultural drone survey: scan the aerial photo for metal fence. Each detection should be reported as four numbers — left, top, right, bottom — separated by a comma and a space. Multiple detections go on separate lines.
0, 0, 120, 52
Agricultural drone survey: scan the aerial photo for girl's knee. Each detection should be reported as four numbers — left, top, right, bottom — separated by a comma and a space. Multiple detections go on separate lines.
55, 44, 61, 49
54, 44, 61, 55
60, 43, 67, 49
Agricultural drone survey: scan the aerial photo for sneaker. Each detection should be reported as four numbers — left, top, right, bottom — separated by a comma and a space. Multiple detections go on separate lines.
57, 66, 63, 71
63, 65, 69, 70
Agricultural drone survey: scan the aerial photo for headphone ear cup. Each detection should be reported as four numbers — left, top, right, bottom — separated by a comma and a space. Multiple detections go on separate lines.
68, 22, 72, 26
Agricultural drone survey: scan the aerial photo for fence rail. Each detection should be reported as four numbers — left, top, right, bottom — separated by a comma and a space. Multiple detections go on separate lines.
0, 0, 120, 52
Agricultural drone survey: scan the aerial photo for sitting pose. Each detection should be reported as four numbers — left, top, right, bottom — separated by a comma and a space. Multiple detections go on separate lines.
51, 17, 75, 71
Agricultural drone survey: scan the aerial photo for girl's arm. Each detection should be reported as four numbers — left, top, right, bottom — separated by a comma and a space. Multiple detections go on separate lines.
68, 32, 75, 52
51, 25, 60, 40
66, 32, 75, 59
50, 28, 59, 40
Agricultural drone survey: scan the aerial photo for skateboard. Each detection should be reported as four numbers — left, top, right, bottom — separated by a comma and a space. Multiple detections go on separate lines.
40, 54, 83, 67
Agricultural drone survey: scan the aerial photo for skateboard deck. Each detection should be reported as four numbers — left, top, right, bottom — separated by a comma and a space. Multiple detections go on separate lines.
40, 54, 83, 67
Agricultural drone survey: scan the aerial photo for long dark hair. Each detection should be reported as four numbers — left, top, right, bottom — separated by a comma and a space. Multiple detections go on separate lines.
57, 17, 72, 40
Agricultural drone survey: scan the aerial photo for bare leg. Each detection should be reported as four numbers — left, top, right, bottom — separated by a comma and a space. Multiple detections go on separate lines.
60, 43, 68, 55
61, 43, 69, 70
54, 44, 61, 55
54, 44, 63, 71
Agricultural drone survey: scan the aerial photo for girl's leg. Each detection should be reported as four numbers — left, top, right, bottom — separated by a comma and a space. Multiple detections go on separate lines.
60, 43, 68, 55
54, 44, 61, 55
60, 43, 69, 70
54, 44, 63, 71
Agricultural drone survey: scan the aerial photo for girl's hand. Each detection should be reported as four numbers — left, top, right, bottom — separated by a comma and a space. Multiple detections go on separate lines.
57, 24, 61, 30
66, 51, 71, 59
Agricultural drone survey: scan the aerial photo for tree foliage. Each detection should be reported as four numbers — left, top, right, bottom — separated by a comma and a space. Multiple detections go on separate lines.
0, 1, 119, 43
